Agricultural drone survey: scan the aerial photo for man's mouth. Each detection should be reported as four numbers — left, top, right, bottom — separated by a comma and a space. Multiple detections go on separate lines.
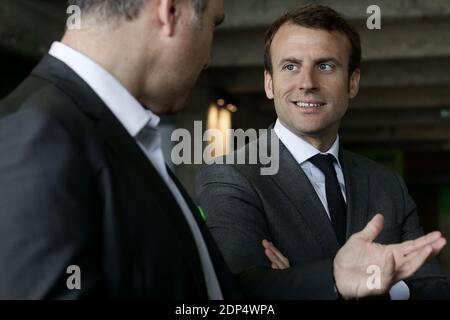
292, 101, 326, 108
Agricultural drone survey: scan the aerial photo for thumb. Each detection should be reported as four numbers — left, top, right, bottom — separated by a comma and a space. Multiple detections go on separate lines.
357, 214, 384, 242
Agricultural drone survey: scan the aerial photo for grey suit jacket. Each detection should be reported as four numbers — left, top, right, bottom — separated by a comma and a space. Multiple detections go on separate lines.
195, 130, 450, 299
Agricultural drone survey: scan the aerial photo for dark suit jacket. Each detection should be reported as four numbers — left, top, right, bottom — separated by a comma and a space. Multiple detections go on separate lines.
0, 55, 242, 299
196, 131, 450, 299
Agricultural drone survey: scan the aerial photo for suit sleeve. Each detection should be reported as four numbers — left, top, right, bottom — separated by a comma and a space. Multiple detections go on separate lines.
396, 174, 450, 299
0, 109, 102, 299
195, 164, 338, 299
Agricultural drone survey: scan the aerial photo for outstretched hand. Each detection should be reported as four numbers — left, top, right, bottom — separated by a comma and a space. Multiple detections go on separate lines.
262, 214, 447, 299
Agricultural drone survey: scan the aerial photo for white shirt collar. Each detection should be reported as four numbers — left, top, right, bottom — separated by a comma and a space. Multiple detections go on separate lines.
48, 41, 160, 136
274, 119, 342, 167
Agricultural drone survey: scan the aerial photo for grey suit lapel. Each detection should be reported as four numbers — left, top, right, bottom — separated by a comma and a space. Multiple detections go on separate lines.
341, 149, 370, 236
270, 139, 340, 256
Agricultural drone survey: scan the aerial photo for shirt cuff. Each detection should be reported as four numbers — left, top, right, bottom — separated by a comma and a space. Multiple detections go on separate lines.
389, 281, 410, 300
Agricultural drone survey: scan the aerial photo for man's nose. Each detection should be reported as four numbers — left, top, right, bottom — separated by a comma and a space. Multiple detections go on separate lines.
297, 68, 318, 91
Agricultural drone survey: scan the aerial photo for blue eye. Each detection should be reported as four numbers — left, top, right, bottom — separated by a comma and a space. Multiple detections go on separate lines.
319, 63, 333, 71
283, 64, 297, 71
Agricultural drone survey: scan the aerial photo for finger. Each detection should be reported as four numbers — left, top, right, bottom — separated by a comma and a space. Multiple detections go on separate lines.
265, 248, 286, 269
262, 239, 271, 249
266, 241, 290, 268
265, 247, 278, 267
267, 247, 289, 269
429, 237, 447, 257
397, 245, 433, 280
400, 232, 442, 255
392, 238, 444, 269
356, 214, 384, 242
263, 240, 290, 269
396, 236, 445, 264
395, 236, 446, 279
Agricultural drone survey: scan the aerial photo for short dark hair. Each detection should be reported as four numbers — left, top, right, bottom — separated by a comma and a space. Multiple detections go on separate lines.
264, 4, 362, 76
67, 0, 209, 21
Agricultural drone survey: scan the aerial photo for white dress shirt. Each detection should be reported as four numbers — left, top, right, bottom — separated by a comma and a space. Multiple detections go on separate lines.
274, 119, 410, 300
49, 42, 223, 299
274, 119, 345, 219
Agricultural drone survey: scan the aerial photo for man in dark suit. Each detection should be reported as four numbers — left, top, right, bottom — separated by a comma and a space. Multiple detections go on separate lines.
196, 5, 450, 299
0, 0, 243, 299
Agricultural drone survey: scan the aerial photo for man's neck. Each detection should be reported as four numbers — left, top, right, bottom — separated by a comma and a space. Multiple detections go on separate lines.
299, 133, 338, 153
278, 120, 339, 152
61, 27, 147, 103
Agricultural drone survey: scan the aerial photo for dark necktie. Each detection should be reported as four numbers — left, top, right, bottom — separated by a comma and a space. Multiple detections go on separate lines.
309, 154, 347, 247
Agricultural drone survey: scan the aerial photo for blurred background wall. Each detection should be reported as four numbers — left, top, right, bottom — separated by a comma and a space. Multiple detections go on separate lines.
1, 0, 450, 273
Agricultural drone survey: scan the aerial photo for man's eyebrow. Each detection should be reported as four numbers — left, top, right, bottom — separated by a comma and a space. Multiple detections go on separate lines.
215, 14, 225, 26
277, 57, 344, 68
278, 57, 302, 67
314, 57, 343, 66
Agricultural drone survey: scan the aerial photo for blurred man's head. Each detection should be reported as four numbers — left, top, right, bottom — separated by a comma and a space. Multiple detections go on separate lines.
65, 0, 225, 114
263, 5, 361, 151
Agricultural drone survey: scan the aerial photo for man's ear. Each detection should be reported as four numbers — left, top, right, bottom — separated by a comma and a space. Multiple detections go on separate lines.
157, 0, 177, 37
264, 70, 274, 100
349, 69, 360, 99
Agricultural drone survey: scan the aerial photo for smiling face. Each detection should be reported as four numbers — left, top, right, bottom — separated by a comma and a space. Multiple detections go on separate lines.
265, 23, 360, 149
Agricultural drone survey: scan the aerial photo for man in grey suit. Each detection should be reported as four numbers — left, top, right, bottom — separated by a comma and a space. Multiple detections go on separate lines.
196, 5, 450, 299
